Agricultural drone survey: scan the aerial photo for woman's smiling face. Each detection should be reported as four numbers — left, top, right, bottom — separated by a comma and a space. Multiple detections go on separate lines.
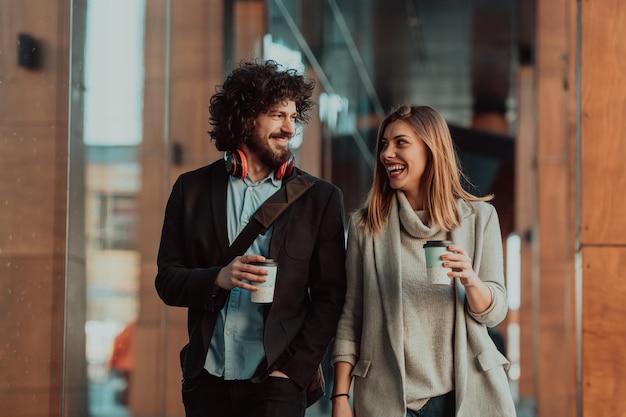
379, 119, 429, 206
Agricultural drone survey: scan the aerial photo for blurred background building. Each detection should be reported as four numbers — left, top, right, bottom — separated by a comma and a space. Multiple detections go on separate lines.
1, 0, 624, 416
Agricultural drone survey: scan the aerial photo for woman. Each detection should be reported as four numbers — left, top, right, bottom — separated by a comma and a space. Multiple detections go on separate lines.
331, 105, 516, 417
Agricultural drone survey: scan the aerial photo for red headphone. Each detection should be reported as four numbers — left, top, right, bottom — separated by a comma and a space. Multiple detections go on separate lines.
224, 150, 295, 180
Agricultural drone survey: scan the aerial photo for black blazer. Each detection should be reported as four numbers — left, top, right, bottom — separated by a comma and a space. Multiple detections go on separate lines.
155, 159, 347, 390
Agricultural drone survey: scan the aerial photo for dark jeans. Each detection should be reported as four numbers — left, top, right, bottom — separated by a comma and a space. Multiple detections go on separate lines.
182, 370, 306, 417
407, 391, 455, 417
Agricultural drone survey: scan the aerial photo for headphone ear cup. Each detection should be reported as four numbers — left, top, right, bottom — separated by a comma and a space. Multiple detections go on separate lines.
225, 150, 248, 179
276, 155, 295, 180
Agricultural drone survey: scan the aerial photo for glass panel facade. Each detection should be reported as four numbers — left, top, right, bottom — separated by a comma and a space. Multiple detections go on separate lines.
64, 0, 520, 415
0, 0, 517, 417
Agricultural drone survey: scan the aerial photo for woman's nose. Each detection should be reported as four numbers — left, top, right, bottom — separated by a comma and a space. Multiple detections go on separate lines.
381, 146, 395, 159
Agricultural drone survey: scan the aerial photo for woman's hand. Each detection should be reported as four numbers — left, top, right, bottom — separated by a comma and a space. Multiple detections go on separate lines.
442, 245, 479, 288
443, 245, 493, 313
331, 362, 354, 417
331, 395, 354, 417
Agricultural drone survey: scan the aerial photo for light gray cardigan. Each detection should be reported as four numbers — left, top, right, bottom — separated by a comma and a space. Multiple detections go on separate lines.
332, 195, 517, 417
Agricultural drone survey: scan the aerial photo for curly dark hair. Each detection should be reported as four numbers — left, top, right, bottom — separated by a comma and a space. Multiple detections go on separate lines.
208, 60, 316, 152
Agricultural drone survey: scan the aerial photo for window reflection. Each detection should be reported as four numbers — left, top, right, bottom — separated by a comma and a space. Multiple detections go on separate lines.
84, 0, 145, 146
82, 0, 144, 415
85, 151, 140, 416
88, 192, 138, 251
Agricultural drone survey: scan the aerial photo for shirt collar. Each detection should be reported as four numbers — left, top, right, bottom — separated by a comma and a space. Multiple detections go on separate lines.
241, 170, 282, 187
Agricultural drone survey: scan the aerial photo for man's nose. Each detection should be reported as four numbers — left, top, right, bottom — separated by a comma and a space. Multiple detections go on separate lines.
282, 118, 295, 134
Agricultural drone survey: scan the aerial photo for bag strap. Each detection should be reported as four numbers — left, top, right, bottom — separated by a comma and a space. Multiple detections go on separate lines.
205, 173, 317, 350
224, 174, 316, 262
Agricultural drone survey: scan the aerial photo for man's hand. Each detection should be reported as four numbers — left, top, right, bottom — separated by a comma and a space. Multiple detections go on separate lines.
269, 370, 289, 379
214, 254, 268, 291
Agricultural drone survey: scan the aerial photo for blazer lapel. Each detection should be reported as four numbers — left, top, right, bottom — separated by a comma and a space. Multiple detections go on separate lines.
210, 160, 230, 255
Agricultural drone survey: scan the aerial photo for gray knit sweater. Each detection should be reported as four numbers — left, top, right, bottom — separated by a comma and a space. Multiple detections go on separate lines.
397, 192, 454, 411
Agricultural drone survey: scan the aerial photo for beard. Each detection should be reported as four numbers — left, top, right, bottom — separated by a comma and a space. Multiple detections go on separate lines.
247, 132, 292, 170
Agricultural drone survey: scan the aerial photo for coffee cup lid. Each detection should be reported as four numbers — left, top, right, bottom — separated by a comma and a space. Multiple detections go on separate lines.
423, 240, 452, 248
251, 258, 277, 266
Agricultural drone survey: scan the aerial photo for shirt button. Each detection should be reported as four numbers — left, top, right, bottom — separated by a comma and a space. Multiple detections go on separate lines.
248, 187, 253, 191
230, 302, 235, 307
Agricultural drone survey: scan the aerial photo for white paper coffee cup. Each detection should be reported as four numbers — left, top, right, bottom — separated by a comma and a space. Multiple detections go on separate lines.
423, 240, 453, 285
250, 259, 278, 303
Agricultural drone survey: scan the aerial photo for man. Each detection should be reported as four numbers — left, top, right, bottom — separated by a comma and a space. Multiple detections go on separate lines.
155, 60, 347, 417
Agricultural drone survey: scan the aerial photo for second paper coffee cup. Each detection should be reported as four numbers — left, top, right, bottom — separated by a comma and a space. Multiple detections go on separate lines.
423, 240, 453, 285
250, 259, 278, 303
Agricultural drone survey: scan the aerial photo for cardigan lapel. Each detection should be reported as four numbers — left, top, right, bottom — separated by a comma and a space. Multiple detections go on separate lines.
372, 195, 405, 370
449, 199, 476, 413
450, 200, 476, 265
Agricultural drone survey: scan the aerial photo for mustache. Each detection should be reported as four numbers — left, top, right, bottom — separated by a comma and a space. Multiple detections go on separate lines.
270, 133, 292, 140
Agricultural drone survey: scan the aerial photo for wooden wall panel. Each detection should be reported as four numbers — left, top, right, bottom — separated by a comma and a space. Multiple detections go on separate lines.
170, 0, 213, 79
580, 0, 626, 245
0, 0, 72, 415
0, 2, 68, 124
129, 324, 168, 416
136, 1, 170, 412
580, 0, 626, 415
169, 79, 215, 168
233, 1, 266, 63
135, 1, 224, 416
582, 247, 626, 415
535, 0, 577, 416
0, 127, 62, 254
143, 0, 168, 80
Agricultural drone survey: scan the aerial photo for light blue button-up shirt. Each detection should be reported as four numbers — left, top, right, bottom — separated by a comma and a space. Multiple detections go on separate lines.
204, 172, 281, 380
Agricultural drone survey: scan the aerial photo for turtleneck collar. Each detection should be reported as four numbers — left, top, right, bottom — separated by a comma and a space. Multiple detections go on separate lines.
396, 191, 442, 239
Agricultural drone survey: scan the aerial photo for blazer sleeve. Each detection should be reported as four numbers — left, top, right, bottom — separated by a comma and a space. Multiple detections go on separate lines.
467, 203, 509, 327
154, 174, 226, 312
332, 214, 364, 366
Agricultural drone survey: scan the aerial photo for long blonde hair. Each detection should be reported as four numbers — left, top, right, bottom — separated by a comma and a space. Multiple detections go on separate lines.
361, 105, 493, 234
